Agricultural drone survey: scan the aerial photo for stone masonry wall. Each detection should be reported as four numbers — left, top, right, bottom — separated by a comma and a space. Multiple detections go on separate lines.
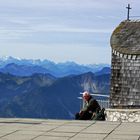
110, 51, 140, 108
106, 109, 140, 122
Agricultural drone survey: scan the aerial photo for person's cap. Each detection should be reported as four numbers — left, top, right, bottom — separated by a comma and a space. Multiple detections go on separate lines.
82, 91, 90, 97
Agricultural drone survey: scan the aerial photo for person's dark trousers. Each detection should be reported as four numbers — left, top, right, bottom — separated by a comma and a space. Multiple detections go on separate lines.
75, 113, 80, 120
75, 112, 92, 120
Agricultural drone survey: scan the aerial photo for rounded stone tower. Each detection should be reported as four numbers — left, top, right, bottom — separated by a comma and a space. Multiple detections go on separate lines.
110, 20, 140, 109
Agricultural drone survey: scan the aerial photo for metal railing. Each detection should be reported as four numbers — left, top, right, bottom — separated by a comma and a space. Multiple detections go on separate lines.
78, 92, 110, 109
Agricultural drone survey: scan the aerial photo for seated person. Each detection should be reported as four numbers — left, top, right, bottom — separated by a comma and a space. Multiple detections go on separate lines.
75, 91, 105, 120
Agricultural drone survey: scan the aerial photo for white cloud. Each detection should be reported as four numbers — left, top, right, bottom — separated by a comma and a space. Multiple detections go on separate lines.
0, 0, 117, 8
0, 27, 32, 40
31, 24, 113, 33
0, 0, 139, 64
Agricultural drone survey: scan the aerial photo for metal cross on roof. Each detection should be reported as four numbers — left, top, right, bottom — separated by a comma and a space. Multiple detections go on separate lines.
126, 4, 132, 20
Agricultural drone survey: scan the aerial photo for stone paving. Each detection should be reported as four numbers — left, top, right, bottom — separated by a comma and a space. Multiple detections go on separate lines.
0, 118, 139, 140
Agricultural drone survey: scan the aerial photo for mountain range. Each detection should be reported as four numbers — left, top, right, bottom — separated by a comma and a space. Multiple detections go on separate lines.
0, 56, 111, 119
0, 56, 110, 77
0, 72, 110, 119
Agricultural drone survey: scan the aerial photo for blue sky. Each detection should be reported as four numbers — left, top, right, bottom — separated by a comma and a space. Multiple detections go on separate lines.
0, 0, 139, 64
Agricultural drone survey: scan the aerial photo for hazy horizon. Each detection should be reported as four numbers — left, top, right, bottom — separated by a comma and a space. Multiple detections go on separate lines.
0, 55, 111, 65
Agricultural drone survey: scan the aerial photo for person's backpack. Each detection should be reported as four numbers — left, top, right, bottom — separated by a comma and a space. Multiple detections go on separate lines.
91, 108, 106, 121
